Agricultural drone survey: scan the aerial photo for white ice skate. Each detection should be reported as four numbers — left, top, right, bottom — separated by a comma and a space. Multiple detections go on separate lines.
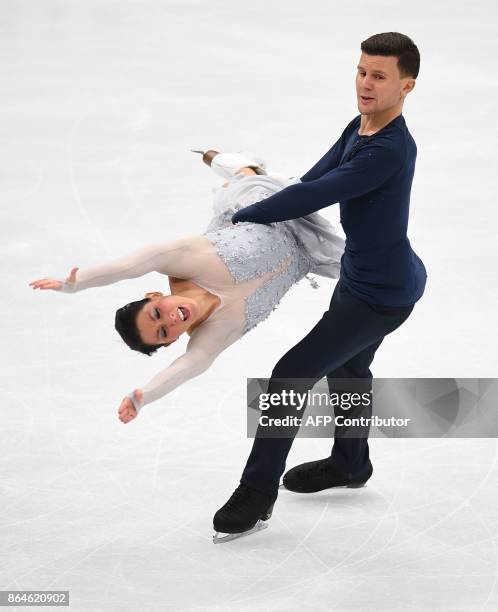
191, 148, 267, 179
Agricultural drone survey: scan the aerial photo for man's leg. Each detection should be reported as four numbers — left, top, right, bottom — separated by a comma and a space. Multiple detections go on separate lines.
281, 339, 384, 493
327, 338, 384, 478
240, 282, 414, 496
214, 282, 415, 535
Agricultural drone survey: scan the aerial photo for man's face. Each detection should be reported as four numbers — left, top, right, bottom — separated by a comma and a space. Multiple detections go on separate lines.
355, 52, 415, 115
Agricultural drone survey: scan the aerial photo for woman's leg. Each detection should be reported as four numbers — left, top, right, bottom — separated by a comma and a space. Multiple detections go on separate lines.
222, 166, 257, 186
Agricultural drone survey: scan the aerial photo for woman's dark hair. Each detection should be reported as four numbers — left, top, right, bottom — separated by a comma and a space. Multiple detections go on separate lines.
115, 297, 167, 356
361, 32, 420, 80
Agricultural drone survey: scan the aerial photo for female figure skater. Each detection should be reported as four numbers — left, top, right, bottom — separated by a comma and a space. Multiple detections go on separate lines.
29, 152, 345, 423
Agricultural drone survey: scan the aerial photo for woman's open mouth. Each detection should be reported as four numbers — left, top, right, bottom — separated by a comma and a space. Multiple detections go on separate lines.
178, 306, 190, 322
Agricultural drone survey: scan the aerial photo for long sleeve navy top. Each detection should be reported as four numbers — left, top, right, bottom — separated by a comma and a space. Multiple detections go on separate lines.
232, 113, 427, 307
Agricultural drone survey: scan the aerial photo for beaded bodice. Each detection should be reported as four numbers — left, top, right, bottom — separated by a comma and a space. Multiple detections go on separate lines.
203, 176, 311, 333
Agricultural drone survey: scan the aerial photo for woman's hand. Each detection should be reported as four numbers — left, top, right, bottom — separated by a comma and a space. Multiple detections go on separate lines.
118, 389, 143, 424
29, 267, 79, 291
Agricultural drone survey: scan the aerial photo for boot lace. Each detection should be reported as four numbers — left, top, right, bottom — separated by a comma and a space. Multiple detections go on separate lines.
223, 485, 252, 512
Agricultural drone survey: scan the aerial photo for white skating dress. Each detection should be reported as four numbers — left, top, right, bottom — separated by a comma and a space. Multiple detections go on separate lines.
59, 173, 345, 412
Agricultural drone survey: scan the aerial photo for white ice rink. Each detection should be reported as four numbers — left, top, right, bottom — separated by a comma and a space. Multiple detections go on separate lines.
2, 0, 498, 610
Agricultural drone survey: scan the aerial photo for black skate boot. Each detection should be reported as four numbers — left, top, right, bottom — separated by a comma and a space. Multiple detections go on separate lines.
282, 458, 373, 493
213, 484, 277, 544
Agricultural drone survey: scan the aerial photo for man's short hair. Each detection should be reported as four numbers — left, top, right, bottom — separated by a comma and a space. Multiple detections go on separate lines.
361, 32, 420, 79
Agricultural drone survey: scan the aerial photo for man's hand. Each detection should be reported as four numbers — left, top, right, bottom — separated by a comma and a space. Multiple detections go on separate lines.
231, 210, 240, 224
29, 267, 79, 291
232, 208, 273, 226
118, 389, 143, 424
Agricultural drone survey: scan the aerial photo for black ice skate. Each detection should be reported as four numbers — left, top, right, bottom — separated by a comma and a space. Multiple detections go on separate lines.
213, 484, 277, 544
282, 458, 373, 493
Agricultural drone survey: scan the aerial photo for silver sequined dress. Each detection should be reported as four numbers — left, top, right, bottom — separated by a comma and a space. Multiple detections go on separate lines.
59, 173, 345, 411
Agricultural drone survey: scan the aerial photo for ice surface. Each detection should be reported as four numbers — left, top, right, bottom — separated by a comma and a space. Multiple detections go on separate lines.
2, 0, 498, 610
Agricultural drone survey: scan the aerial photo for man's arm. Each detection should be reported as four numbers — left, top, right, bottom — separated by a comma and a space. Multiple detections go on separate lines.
232, 141, 404, 224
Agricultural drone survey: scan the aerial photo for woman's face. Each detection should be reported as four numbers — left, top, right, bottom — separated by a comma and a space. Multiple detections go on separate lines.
135, 294, 200, 346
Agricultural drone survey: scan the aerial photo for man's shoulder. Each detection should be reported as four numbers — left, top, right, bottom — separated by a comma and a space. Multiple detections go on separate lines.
343, 115, 361, 135
365, 134, 408, 169
371, 117, 410, 150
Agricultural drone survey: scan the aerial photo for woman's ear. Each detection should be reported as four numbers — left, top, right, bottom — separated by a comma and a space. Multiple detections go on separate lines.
145, 291, 164, 299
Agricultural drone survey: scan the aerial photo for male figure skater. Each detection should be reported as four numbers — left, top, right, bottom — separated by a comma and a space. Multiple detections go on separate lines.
213, 32, 427, 541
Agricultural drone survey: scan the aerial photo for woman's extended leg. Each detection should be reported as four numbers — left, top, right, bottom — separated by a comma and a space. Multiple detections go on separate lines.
222, 166, 257, 187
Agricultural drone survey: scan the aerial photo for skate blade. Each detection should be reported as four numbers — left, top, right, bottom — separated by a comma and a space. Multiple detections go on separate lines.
279, 482, 367, 493
213, 520, 268, 544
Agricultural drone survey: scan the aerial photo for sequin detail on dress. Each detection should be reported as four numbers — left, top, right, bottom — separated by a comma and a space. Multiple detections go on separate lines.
203, 185, 312, 333
243, 244, 311, 334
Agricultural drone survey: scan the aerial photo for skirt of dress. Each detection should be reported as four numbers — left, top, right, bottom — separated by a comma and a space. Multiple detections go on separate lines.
205, 172, 345, 280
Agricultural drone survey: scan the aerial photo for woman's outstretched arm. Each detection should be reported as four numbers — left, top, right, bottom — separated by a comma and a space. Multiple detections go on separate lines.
118, 317, 244, 422
29, 238, 198, 294
118, 346, 217, 423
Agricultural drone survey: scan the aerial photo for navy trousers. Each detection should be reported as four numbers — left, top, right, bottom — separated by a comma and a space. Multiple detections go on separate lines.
240, 280, 415, 497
